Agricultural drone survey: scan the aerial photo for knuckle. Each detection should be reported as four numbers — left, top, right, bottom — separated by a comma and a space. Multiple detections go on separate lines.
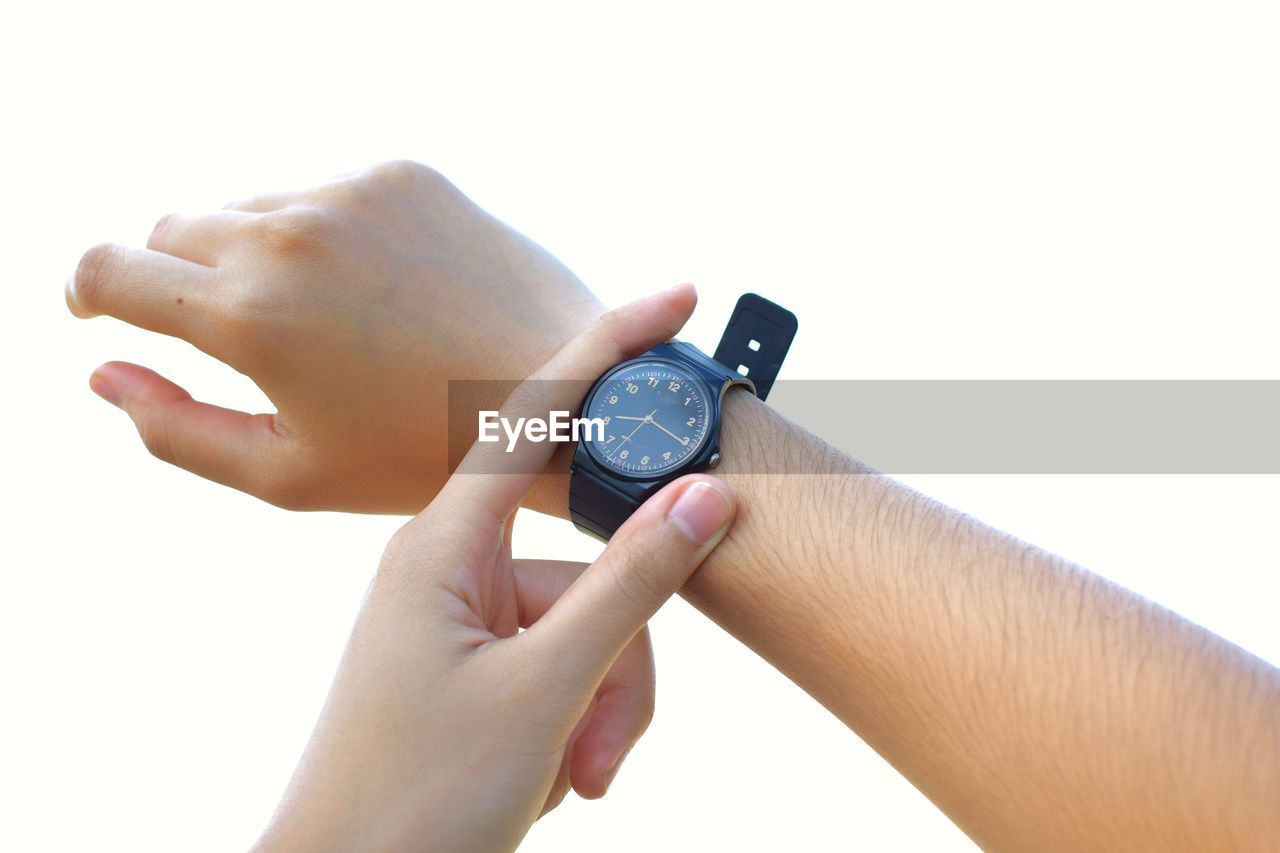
258, 481, 310, 511
250, 446, 315, 511
597, 305, 621, 326
615, 682, 656, 732
73, 243, 125, 310
651, 299, 687, 339
611, 299, 679, 345
215, 285, 273, 354
312, 179, 364, 211
252, 208, 334, 258
135, 410, 176, 466
253, 468, 310, 511
147, 213, 177, 247
594, 307, 639, 356
598, 303, 637, 337
367, 159, 441, 186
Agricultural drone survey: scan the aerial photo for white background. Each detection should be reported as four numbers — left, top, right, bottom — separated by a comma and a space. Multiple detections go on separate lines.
3, 2, 1278, 850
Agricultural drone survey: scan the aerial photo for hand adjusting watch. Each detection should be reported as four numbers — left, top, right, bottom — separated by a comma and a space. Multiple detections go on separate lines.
569, 293, 797, 542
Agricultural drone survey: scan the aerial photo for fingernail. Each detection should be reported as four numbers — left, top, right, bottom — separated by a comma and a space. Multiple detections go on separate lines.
667, 481, 733, 543
89, 369, 122, 408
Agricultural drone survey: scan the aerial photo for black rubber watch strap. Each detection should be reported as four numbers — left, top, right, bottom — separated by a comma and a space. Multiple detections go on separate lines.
712, 293, 798, 401
569, 468, 640, 543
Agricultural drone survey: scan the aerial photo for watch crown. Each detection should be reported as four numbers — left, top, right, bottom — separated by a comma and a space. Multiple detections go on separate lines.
708, 452, 721, 468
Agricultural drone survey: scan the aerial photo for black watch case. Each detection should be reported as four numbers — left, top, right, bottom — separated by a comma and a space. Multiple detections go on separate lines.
571, 344, 749, 505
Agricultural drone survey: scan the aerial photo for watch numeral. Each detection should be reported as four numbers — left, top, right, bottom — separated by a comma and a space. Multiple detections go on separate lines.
662, 451, 671, 461
668, 380, 682, 392
619, 449, 629, 459
684, 396, 692, 406
626, 383, 639, 394
647, 377, 659, 387
686, 417, 695, 426
640, 455, 650, 465
608, 395, 618, 404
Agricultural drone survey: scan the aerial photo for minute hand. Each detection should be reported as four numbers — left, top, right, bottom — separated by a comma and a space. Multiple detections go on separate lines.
648, 417, 689, 445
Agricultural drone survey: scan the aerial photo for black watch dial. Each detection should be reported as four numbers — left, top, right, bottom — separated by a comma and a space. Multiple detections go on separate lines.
582, 360, 711, 477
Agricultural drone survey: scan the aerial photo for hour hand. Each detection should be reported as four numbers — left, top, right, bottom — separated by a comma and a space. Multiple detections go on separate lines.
613, 415, 648, 421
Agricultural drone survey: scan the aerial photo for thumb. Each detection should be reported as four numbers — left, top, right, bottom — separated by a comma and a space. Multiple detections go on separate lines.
88, 361, 297, 507
521, 475, 736, 692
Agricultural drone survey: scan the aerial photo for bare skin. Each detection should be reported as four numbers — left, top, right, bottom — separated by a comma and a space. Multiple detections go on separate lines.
256, 294, 740, 851
701, 391, 1279, 849
68, 162, 1280, 850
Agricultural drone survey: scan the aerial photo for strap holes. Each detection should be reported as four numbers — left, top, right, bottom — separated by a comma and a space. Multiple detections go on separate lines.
737, 364, 750, 376
748, 339, 761, 351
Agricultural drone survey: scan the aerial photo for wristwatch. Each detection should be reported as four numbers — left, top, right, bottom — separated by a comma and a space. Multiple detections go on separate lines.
569, 293, 797, 541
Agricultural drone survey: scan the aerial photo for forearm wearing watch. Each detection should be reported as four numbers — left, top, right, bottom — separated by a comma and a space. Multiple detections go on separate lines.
527, 387, 1280, 850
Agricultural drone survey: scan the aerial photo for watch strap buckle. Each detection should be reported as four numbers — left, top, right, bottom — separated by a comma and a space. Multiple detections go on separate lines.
712, 293, 798, 401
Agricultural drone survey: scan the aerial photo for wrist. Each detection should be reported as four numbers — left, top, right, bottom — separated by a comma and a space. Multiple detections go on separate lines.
460, 305, 603, 520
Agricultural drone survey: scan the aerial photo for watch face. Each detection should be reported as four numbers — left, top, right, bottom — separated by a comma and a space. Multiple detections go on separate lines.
583, 360, 712, 477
